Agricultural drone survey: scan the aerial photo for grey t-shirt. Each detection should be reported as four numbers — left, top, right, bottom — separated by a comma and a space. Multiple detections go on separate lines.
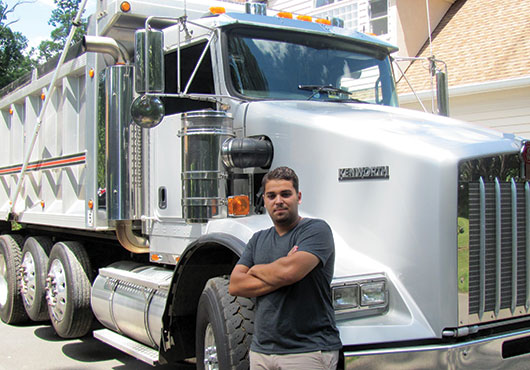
237, 218, 342, 354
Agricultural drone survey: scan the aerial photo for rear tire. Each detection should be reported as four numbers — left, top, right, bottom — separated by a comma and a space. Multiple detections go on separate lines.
20, 236, 53, 321
196, 277, 254, 370
0, 234, 27, 324
46, 241, 93, 338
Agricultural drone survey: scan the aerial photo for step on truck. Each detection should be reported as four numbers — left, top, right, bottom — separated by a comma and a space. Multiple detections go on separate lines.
1, 0, 530, 368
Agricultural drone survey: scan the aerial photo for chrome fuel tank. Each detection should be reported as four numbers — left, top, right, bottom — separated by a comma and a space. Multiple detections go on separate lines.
91, 262, 172, 348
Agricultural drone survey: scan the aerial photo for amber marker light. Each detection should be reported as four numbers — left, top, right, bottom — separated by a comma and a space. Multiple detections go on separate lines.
40, 200, 45, 208
89, 68, 95, 78
88, 199, 94, 209
228, 195, 250, 217
8, 108, 13, 115
151, 254, 161, 262
297, 15, 313, 22
41, 93, 46, 100
315, 18, 332, 25
120, 1, 131, 12
277, 11, 293, 19
209, 6, 226, 14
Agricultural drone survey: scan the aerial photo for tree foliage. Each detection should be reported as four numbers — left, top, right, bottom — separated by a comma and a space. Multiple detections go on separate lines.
0, 1, 33, 88
37, 0, 86, 61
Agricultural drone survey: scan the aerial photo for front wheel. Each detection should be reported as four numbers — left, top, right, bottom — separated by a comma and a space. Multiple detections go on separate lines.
46, 241, 93, 338
196, 277, 254, 370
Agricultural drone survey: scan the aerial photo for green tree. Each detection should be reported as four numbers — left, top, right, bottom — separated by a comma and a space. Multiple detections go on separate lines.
37, 0, 86, 61
0, 1, 33, 88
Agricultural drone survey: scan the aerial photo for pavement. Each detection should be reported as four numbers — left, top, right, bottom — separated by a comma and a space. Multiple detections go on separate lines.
0, 319, 195, 370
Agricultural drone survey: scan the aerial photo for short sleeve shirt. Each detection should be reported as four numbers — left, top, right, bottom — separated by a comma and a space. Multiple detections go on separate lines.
237, 218, 342, 354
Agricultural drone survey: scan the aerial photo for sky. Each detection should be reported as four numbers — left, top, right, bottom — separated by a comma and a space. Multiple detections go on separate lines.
5, 0, 96, 52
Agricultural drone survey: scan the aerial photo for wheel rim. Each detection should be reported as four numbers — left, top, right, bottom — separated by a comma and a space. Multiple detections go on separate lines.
203, 323, 219, 370
0, 253, 7, 306
46, 259, 67, 321
20, 252, 36, 307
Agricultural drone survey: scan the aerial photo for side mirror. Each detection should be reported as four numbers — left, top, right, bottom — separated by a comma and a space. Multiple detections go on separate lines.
133, 29, 165, 128
134, 29, 165, 93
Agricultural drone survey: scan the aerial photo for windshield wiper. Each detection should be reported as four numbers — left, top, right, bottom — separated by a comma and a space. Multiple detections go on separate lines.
298, 84, 365, 103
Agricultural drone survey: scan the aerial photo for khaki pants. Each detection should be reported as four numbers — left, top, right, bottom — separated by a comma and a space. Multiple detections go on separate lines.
250, 350, 339, 370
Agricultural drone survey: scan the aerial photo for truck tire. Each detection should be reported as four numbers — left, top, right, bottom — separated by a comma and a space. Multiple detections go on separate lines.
46, 241, 93, 338
0, 234, 27, 324
20, 236, 53, 321
196, 277, 254, 370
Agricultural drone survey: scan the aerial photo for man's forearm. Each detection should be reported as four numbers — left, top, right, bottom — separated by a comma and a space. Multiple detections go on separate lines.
248, 257, 291, 288
229, 268, 277, 298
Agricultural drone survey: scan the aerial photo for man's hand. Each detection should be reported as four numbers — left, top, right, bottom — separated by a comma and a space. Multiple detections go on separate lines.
248, 248, 319, 288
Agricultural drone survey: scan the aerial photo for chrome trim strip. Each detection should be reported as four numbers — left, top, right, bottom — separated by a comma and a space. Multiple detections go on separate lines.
511, 178, 517, 314
526, 182, 530, 310
495, 178, 501, 317
343, 328, 530, 369
479, 177, 486, 319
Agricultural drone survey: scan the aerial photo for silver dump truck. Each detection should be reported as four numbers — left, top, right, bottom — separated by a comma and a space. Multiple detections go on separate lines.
1, 0, 530, 368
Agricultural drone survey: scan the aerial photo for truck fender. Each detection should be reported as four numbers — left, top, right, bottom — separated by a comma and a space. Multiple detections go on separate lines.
159, 232, 245, 362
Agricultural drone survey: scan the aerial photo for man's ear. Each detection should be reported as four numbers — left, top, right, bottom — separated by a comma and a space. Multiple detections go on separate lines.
298, 192, 302, 204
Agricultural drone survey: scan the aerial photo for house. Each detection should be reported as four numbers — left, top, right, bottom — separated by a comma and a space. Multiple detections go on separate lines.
397, 0, 530, 139
263, 0, 530, 138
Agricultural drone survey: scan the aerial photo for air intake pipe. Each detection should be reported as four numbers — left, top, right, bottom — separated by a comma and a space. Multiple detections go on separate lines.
221, 137, 273, 169
83, 35, 129, 64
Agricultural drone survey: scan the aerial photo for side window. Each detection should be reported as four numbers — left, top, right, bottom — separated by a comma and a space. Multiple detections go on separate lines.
163, 41, 216, 115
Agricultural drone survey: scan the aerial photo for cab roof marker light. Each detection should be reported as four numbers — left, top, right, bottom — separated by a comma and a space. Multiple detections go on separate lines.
209, 6, 226, 15
315, 18, 332, 26
297, 14, 313, 22
277, 11, 293, 19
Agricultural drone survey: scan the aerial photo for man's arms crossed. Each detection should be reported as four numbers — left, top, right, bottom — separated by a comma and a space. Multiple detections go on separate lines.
228, 249, 320, 298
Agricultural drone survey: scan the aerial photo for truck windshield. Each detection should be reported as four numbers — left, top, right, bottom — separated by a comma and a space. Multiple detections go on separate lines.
226, 27, 398, 106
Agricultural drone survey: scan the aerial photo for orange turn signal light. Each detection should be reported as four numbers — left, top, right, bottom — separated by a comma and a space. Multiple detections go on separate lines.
315, 18, 332, 25
120, 1, 131, 12
9, 108, 13, 115
151, 254, 161, 262
297, 15, 312, 22
88, 199, 94, 209
89, 68, 95, 78
228, 195, 250, 217
277, 11, 293, 19
209, 6, 226, 15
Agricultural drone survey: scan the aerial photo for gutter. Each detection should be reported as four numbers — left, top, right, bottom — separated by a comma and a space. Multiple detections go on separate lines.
399, 76, 530, 104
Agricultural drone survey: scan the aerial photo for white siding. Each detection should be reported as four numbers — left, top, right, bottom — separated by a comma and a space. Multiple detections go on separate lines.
400, 85, 530, 139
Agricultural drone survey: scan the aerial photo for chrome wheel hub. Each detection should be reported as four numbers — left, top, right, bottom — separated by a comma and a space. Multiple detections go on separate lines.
0, 253, 7, 306
204, 323, 218, 370
20, 252, 36, 307
46, 259, 67, 321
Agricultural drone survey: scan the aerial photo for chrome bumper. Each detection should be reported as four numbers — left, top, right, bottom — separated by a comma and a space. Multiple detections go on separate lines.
344, 329, 530, 369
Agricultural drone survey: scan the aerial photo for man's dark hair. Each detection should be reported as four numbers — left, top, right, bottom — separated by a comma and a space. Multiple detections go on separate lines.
262, 166, 299, 193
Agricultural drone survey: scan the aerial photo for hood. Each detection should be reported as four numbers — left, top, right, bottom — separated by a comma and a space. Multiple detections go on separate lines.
241, 101, 521, 161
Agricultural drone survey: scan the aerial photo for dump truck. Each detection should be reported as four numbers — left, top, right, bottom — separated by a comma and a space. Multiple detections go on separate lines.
1, 0, 530, 368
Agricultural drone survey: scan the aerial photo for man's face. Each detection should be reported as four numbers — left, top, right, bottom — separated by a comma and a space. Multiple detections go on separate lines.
263, 179, 301, 227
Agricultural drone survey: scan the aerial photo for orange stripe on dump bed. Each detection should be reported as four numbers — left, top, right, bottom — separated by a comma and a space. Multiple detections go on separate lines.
0, 152, 87, 176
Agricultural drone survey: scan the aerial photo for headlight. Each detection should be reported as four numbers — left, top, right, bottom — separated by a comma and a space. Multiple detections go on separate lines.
332, 274, 388, 318
361, 281, 386, 306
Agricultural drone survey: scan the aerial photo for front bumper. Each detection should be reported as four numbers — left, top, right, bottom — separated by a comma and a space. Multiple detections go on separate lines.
344, 328, 530, 369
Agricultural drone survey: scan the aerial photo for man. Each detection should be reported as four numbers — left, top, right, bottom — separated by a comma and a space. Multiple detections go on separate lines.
229, 166, 341, 370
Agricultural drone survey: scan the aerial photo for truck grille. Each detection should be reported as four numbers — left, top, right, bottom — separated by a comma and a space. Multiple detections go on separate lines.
458, 154, 530, 325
